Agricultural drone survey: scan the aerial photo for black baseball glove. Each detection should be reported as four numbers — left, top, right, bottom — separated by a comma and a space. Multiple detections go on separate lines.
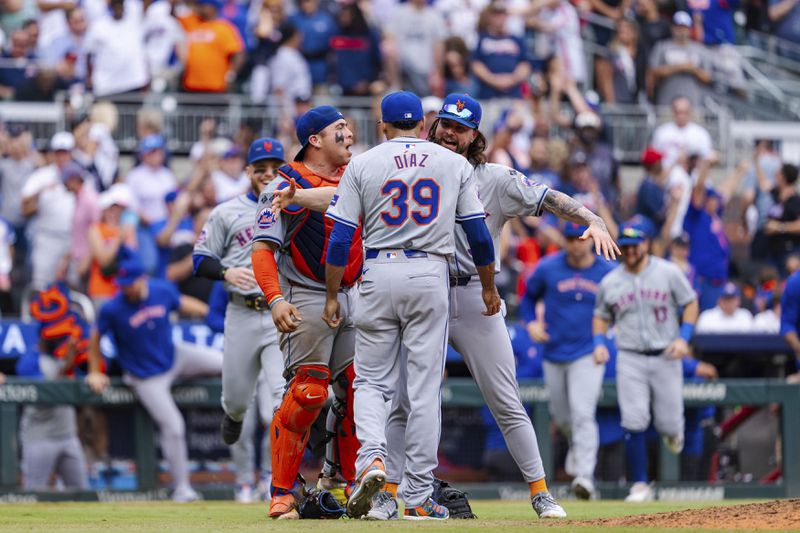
298, 489, 347, 519
432, 478, 477, 519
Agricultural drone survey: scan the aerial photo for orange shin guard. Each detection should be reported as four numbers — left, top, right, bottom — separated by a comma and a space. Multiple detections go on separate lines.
335, 363, 360, 482
271, 365, 330, 490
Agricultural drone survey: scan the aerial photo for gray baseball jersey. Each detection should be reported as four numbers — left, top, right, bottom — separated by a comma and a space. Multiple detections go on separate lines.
326, 137, 484, 254
194, 193, 261, 297
452, 164, 549, 276
594, 256, 696, 352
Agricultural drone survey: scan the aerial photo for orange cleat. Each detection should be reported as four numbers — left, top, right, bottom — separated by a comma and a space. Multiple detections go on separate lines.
269, 492, 298, 519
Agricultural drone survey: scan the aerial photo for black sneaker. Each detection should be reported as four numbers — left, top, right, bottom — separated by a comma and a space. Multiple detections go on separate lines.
221, 414, 243, 445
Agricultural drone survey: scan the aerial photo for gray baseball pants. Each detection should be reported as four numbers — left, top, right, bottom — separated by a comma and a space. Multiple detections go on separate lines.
21, 434, 88, 490
617, 350, 684, 436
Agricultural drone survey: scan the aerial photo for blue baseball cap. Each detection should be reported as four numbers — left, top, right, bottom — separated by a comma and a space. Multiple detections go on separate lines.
618, 218, 651, 246
138, 134, 166, 154
117, 256, 145, 287
381, 91, 423, 123
563, 222, 587, 238
436, 93, 482, 129
294, 106, 344, 162
164, 190, 179, 203
247, 137, 285, 165
60, 161, 85, 182
721, 282, 740, 298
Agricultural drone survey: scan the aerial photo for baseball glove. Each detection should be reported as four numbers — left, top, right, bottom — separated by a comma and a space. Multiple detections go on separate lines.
298, 489, 347, 520
432, 478, 477, 519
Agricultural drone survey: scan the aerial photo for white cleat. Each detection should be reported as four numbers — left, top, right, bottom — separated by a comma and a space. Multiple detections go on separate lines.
571, 476, 596, 500
625, 481, 655, 503
531, 491, 567, 518
663, 434, 685, 454
172, 487, 200, 503
235, 484, 254, 504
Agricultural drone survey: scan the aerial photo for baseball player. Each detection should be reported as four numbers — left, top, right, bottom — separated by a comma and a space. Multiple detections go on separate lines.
520, 222, 614, 500
250, 106, 363, 519
593, 218, 699, 503
323, 91, 500, 521
192, 138, 286, 447
85, 254, 223, 502
274, 93, 618, 519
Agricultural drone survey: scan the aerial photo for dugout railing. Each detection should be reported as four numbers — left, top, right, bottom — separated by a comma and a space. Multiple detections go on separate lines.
0, 377, 798, 502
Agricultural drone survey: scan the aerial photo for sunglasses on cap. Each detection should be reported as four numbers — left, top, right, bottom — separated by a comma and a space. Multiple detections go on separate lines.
440, 104, 479, 125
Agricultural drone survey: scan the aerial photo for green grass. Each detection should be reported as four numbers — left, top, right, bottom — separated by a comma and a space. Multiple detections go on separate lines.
0, 500, 773, 533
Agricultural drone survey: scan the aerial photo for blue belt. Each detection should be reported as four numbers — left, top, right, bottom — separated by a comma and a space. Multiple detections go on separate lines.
365, 249, 427, 260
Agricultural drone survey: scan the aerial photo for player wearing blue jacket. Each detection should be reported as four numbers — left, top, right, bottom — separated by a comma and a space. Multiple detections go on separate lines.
520, 222, 613, 499
780, 270, 800, 373
85, 255, 223, 502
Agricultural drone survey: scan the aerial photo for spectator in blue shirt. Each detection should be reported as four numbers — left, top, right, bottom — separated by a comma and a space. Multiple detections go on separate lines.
471, 1, 531, 99
289, 0, 337, 87
329, 2, 382, 96
151, 190, 196, 279
769, 0, 800, 49
636, 147, 668, 234
520, 222, 614, 499
0, 29, 36, 99
780, 269, 800, 372
684, 157, 730, 311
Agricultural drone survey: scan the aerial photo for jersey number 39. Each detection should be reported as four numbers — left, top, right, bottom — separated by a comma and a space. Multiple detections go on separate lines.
380, 178, 440, 226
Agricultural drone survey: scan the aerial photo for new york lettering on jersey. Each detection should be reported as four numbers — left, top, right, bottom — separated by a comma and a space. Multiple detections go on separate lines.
253, 162, 363, 287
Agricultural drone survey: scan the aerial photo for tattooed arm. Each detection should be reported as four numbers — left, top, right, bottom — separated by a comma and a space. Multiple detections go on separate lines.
542, 189, 621, 260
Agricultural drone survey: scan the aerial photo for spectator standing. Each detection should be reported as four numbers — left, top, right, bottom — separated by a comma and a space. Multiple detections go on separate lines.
442, 36, 474, 95
212, 145, 248, 204
40, 6, 88, 84
520, 223, 614, 500
178, 0, 245, 93
387, 0, 445, 95
86, 254, 222, 502
667, 232, 696, 286
634, 0, 670, 59
125, 134, 176, 227
0, 29, 36, 99
87, 184, 137, 308
179, 0, 245, 93
768, 0, 800, 49
61, 162, 99, 286
647, 11, 712, 108
696, 282, 754, 333
689, 0, 745, 95
289, 0, 336, 89
781, 269, 800, 372
635, 147, 668, 233
36, 0, 75, 51
651, 97, 713, 168
572, 112, 618, 206
151, 190, 196, 280
143, 0, 185, 88
266, 22, 312, 113
529, 0, 586, 87
601, 17, 646, 104
763, 164, 800, 273
472, 1, 530, 99
0, 126, 36, 253
527, 137, 560, 187
742, 140, 782, 257
20, 132, 76, 288
84, 0, 149, 97
0, 0, 38, 36
683, 157, 730, 310
329, 2, 383, 96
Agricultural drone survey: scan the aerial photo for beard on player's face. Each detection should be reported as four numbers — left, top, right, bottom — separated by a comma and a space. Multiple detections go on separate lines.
433, 119, 475, 156
622, 243, 648, 269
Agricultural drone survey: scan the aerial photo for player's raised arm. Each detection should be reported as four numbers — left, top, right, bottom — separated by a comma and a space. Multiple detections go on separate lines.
271, 178, 337, 213
541, 189, 620, 261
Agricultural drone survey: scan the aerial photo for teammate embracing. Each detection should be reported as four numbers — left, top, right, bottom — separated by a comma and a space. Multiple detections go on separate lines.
251, 106, 363, 519
192, 138, 288, 498
593, 218, 699, 502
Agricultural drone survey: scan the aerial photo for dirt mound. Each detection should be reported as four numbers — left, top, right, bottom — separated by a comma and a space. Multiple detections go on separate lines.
583, 499, 800, 530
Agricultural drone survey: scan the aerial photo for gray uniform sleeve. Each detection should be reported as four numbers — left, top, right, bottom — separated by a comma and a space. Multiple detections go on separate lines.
593, 277, 614, 321
252, 190, 285, 247
194, 206, 227, 260
325, 162, 361, 228
668, 263, 697, 307
499, 169, 550, 218
455, 162, 486, 222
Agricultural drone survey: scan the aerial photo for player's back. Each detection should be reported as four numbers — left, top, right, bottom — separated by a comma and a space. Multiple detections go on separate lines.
339, 137, 481, 255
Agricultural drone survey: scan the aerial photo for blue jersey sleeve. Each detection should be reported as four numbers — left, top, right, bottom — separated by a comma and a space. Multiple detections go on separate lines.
520, 262, 547, 322
327, 220, 355, 267
780, 273, 800, 337
97, 303, 113, 337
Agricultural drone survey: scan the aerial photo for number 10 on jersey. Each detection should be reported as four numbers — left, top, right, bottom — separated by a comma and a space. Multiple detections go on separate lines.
380, 178, 440, 226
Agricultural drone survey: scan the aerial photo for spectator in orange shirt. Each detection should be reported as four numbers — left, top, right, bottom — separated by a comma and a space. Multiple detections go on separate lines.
179, 0, 245, 93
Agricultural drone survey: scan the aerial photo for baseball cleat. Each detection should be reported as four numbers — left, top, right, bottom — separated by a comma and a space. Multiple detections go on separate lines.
625, 481, 655, 503
365, 491, 399, 521
235, 484, 254, 504
663, 434, 685, 454
346, 460, 386, 518
220, 414, 242, 445
571, 477, 596, 501
531, 491, 566, 518
403, 497, 449, 520
269, 492, 299, 519
172, 487, 200, 503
